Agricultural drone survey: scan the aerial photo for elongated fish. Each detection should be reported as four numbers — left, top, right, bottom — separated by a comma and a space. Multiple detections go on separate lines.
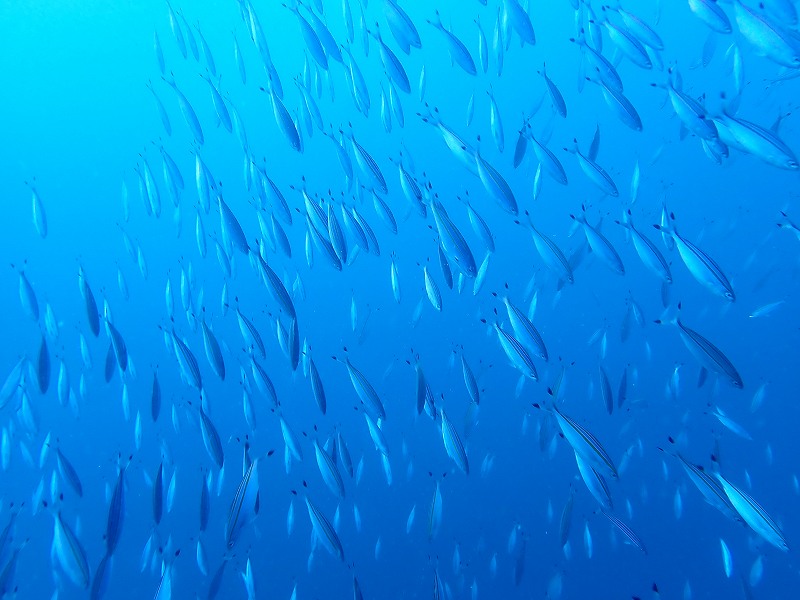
553, 407, 618, 478
53, 513, 90, 589
655, 212, 734, 301
427, 11, 477, 75
305, 497, 344, 560
658, 311, 743, 388
226, 458, 259, 549
345, 358, 386, 420
571, 213, 624, 275
440, 409, 469, 474
717, 474, 788, 551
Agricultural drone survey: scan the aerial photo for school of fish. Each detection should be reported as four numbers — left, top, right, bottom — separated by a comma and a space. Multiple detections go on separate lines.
2, 0, 800, 598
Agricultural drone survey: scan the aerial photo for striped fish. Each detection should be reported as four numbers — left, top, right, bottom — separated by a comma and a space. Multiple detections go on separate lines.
349, 134, 387, 194
669, 452, 740, 522
200, 321, 225, 381
385, 0, 421, 52
364, 413, 390, 456
53, 513, 90, 589
675, 318, 743, 389
107, 320, 128, 373
553, 407, 618, 478
431, 200, 477, 278
575, 452, 613, 510
573, 145, 620, 196
428, 481, 443, 539
461, 355, 480, 405
423, 266, 442, 311
218, 196, 249, 255
717, 474, 789, 551
280, 416, 304, 462
105, 465, 126, 556
255, 255, 297, 320
314, 440, 345, 499
600, 509, 647, 554
305, 497, 344, 560
172, 330, 202, 390
56, 449, 83, 498
309, 358, 326, 415
345, 358, 386, 421
598, 366, 613, 415
440, 410, 469, 474
571, 213, 624, 275
494, 323, 538, 380
199, 408, 224, 468
503, 297, 548, 361
77, 267, 100, 337
427, 10, 477, 75
620, 212, 672, 283
530, 134, 569, 185
226, 458, 259, 549
236, 309, 265, 359
527, 219, 574, 283
656, 214, 734, 301
476, 148, 518, 215
415, 362, 434, 416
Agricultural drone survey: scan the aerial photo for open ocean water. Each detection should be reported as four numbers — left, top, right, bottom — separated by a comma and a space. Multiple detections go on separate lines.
1, 0, 799, 598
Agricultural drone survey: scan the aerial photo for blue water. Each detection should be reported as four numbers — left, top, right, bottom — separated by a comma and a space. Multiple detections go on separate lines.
1, 0, 799, 598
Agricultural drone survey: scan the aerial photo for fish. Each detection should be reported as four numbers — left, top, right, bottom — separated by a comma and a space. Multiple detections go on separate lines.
226, 458, 259, 549
552, 407, 618, 479
571, 212, 625, 275
199, 408, 224, 468
713, 111, 799, 170
373, 29, 411, 94
200, 321, 225, 380
602, 20, 652, 69
720, 538, 733, 578
658, 312, 743, 389
5, 2, 797, 596
494, 323, 538, 380
56, 449, 83, 498
655, 212, 735, 301
528, 133, 568, 185
503, 297, 548, 361
105, 465, 126, 556
717, 474, 789, 551
571, 141, 620, 195
486, 86, 504, 152
440, 409, 469, 474
689, 0, 732, 33
476, 147, 518, 215
53, 513, 90, 589
734, 1, 800, 68
504, 0, 536, 45
314, 440, 345, 498
428, 11, 477, 75
575, 452, 613, 510
619, 211, 671, 284
526, 218, 574, 283
165, 77, 204, 144
345, 358, 386, 420
600, 509, 647, 554
305, 497, 345, 560
18, 270, 39, 321
540, 63, 566, 117
385, 0, 422, 53
432, 200, 477, 278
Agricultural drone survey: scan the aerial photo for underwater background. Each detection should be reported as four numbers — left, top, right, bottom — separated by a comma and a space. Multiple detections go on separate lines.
1, 0, 799, 598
